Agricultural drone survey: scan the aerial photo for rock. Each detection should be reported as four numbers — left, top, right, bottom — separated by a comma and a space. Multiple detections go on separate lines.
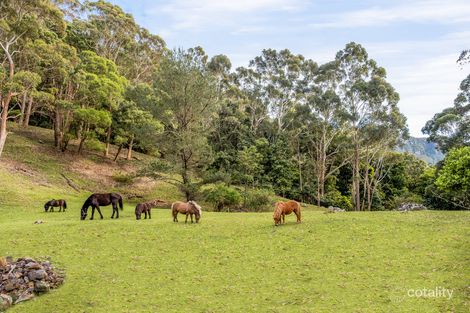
0, 256, 64, 309
33, 281, 50, 294
326, 206, 346, 213
28, 269, 47, 281
25, 262, 42, 270
4, 282, 16, 292
396, 202, 427, 212
34, 220, 44, 224
14, 291, 33, 304
0, 294, 13, 311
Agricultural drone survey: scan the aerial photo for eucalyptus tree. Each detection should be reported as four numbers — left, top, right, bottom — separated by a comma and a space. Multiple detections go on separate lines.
75, 51, 127, 156
112, 101, 163, 161
70, 1, 165, 84
153, 47, 219, 200
248, 49, 306, 134
422, 74, 469, 152
234, 67, 268, 135
0, 0, 65, 157
334, 42, 406, 210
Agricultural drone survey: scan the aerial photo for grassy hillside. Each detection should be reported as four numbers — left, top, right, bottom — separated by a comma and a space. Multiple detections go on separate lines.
0, 125, 469, 312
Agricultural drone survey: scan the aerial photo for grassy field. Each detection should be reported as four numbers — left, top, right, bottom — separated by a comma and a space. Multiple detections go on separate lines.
0, 125, 469, 312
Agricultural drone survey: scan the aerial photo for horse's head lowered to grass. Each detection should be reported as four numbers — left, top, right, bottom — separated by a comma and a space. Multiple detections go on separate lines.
188, 200, 202, 223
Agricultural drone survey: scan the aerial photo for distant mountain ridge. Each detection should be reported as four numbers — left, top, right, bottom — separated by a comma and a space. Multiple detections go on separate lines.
397, 137, 444, 164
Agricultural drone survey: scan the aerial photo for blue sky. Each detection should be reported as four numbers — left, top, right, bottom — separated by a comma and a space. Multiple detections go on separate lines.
109, 0, 470, 136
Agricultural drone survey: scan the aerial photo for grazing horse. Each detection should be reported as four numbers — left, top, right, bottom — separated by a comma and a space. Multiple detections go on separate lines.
44, 199, 67, 212
81, 193, 123, 220
273, 200, 301, 226
135, 199, 167, 220
171, 201, 202, 223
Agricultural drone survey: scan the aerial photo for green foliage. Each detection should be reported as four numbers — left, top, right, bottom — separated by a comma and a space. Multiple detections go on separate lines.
112, 171, 134, 184
434, 147, 470, 208
74, 108, 111, 129
84, 138, 105, 152
243, 188, 274, 212
423, 74, 470, 152
203, 184, 242, 211
323, 190, 353, 210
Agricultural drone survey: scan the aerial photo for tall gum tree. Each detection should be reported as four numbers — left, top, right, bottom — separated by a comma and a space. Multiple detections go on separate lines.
0, 0, 65, 157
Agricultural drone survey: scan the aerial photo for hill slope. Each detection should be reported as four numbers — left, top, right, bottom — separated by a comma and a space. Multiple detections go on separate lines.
398, 137, 444, 164
0, 125, 469, 312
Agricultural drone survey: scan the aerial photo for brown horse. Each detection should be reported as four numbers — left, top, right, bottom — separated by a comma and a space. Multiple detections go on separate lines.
44, 199, 67, 212
135, 199, 167, 220
273, 200, 301, 226
81, 193, 123, 220
171, 201, 202, 223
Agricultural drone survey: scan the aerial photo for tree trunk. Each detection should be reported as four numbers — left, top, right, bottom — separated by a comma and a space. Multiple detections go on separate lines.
353, 131, 361, 211
53, 107, 61, 148
23, 95, 33, 127
114, 144, 123, 162
0, 98, 9, 158
104, 126, 112, 157
77, 137, 86, 154
181, 153, 191, 201
126, 137, 134, 160
18, 93, 27, 125
0, 43, 15, 158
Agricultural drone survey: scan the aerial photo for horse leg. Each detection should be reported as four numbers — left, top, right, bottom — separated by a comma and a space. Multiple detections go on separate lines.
90, 206, 95, 220
185, 213, 189, 223
190, 213, 193, 223
115, 202, 119, 219
144, 210, 147, 219
296, 209, 301, 223
282, 213, 285, 224
148, 209, 151, 219
96, 206, 104, 219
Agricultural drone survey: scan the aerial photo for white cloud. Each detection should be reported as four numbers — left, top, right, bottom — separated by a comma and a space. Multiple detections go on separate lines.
389, 54, 467, 136
153, 0, 306, 31
310, 0, 470, 29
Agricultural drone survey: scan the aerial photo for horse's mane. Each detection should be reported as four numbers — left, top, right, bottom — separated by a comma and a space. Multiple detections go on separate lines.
273, 202, 284, 219
189, 201, 202, 216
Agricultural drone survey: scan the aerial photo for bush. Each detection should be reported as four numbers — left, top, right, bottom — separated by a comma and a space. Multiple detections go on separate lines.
243, 189, 274, 212
203, 184, 241, 212
112, 172, 134, 184
323, 190, 353, 210
85, 138, 105, 152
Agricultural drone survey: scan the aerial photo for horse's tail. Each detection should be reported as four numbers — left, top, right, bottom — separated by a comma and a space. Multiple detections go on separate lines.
119, 196, 123, 211
63, 200, 67, 209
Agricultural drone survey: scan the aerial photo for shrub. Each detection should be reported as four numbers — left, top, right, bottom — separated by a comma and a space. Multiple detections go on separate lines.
323, 190, 353, 210
112, 171, 134, 184
243, 189, 274, 212
85, 138, 105, 152
203, 184, 241, 211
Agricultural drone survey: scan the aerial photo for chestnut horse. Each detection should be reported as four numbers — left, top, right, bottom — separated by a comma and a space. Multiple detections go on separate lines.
135, 199, 167, 220
171, 201, 202, 223
81, 193, 123, 220
44, 199, 67, 212
273, 200, 301, 226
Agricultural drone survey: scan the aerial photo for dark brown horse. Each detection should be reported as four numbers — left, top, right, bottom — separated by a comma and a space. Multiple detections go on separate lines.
135, 199, 167, 220
171, 201, 202, 223
81, 193, 123, 220
273, 200, 301, 226
44, 199, 67, 212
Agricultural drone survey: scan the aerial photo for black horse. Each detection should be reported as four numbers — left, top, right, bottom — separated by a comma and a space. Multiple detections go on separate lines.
81, 193, 123, 220
44, 199, 67, 212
